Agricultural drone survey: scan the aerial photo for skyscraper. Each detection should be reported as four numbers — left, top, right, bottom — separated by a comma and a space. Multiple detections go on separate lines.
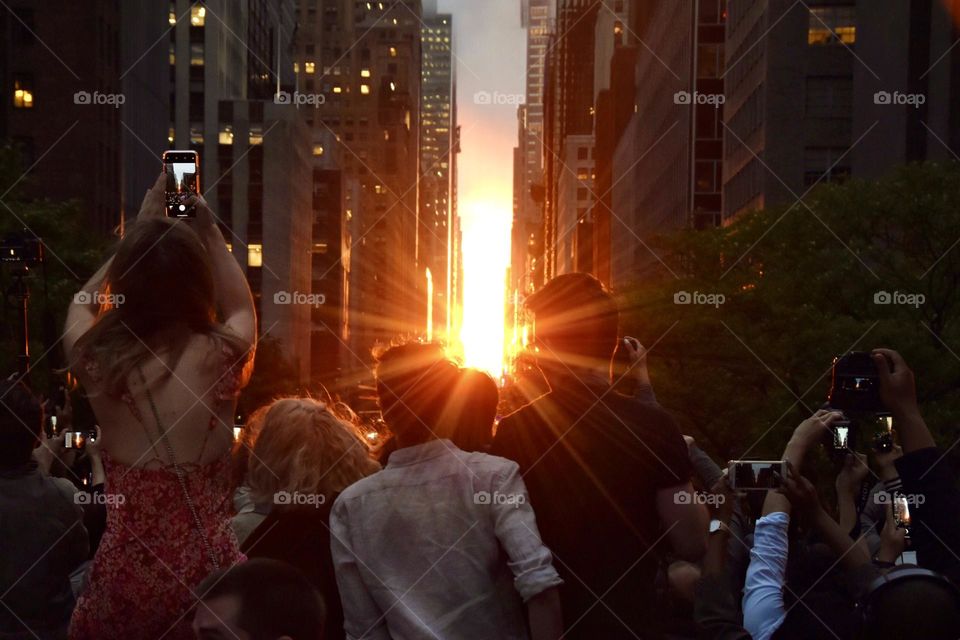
543, 0, 599, 280
419, 12, 457, 340
168, 0, 315, 384
608, 0, 725, 285
723, 0, 960, 220
0, 1, 124, 234
511, 0, 552, 298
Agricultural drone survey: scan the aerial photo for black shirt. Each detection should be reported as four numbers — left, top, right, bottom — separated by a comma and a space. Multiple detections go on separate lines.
492, 380, 693, 639
242, 500, 343, 639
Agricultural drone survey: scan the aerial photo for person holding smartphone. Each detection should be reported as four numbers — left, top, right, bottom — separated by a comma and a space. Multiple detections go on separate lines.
63, 171, 257, 640
0, 378, 89, 638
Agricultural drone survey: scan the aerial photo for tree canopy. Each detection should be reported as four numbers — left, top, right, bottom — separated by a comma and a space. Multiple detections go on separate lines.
622, 162, 960, 465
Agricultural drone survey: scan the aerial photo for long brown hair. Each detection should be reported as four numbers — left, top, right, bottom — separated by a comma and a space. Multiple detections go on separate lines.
72, 217, 249, 396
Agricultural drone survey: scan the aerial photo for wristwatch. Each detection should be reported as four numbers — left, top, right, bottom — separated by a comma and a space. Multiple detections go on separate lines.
709, 519, 728, 535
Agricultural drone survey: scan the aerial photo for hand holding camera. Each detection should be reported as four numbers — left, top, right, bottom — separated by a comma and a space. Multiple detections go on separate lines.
835, 452, 869, 497
872, 349, 919, 420
779, 461, 818, 515
787, 409, 844, 463
878, 502, 908, 562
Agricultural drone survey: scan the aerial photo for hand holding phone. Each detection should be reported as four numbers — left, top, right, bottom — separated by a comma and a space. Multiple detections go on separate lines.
138, 173, 167, 220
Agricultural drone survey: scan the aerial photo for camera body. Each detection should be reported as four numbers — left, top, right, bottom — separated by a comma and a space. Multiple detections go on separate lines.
827, 352, 893, 454
829, 352, 886, 414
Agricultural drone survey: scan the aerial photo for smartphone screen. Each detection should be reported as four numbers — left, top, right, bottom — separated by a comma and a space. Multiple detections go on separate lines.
63, 431, 85, 449
162, 151, 200, 218
730, 461, 783, 491
893, 493, 912, 530
833, 423, 850, 450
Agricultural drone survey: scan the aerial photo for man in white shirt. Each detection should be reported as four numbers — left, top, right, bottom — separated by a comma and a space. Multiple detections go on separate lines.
330, 344, 563, 640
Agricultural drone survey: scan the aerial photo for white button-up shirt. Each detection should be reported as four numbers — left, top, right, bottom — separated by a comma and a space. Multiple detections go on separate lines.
743, 511, 790, 640
330, 439, 562, 640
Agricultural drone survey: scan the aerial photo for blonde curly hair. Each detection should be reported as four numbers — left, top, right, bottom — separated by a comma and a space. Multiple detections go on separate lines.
245, 397, 380, 506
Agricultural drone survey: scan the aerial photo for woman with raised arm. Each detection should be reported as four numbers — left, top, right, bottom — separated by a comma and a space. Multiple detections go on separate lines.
65, 175, 256, 640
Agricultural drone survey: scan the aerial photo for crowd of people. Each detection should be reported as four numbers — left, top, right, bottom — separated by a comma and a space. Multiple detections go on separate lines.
2, 178, 959, 639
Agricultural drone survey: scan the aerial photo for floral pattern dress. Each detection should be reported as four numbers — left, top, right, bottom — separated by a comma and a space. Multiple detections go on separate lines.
69, 346, 247, 640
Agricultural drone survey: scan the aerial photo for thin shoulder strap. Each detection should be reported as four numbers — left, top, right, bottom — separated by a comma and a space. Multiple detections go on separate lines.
136, 365, 220, 571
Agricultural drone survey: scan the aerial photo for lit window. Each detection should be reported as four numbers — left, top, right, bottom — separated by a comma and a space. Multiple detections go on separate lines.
333, 86, 343, 94
361, 68, 371, 78
218, 126, 234, 145
190, 5, 205, 26
389, 46, 397, 57
13, 78, 34, 109
305, 61, 316, 74
294, 61, 299, 73
190, 44, 204, 66
190, 126, 203, 145
808, 7, 856, 45
388, 81, 396, 91
168, 9, 176, 25
225, 243, 232, 252
169, 42, 175, 65
247, 245, 263, 267
360, 84, 370, 94
249, 126, 263, 145
312, 144, 324, 156
167, 127, 175, 144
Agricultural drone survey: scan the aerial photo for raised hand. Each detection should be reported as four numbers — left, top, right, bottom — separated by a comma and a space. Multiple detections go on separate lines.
138, 173, 166, 220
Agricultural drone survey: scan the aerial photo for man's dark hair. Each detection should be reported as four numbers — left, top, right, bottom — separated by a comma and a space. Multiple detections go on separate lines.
451, 368, 499, 452
0, 378, 43, 467
196, 559, 325, 640
526, 272, 619, 361
374, 342, 459, 443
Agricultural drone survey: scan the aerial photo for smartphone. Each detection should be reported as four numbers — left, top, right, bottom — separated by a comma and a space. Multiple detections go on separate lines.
893, 493, 912, 537
896, 550, 917, 565
44, 415, 58, 438
63, 430, 95, 450
872, 415, 894, 452
162, 150, 200, 218
729, 460, 783, 491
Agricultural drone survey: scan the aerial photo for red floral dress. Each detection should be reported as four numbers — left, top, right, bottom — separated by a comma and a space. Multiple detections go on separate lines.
69, 346, 247, 640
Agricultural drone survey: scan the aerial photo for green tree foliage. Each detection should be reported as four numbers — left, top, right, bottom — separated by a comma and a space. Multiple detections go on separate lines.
621, 162, 960, 464
0, 145, 110, 391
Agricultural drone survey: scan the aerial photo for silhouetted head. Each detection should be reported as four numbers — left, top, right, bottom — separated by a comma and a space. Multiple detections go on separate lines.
374, 342, 459, 446
858, 567, 960, 639
74, 218, 247, 396
526, 273, 619, 374
109, 217, 216, 334
194, 559, 325, 640
450, 368, 499, 452
0, 378, 42, 468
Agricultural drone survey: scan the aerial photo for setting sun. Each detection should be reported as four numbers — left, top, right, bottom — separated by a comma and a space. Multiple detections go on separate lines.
458, 199, 512, 378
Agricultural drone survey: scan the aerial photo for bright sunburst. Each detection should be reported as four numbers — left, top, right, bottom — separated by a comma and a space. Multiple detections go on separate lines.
459, 200, 511, 378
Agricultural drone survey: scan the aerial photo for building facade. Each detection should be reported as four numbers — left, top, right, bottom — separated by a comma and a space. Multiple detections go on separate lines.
419, 12, 457, 340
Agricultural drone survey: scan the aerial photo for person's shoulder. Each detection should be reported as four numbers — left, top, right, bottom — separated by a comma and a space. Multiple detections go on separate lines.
462, 450, 520, 476
333, 469, 384, 506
